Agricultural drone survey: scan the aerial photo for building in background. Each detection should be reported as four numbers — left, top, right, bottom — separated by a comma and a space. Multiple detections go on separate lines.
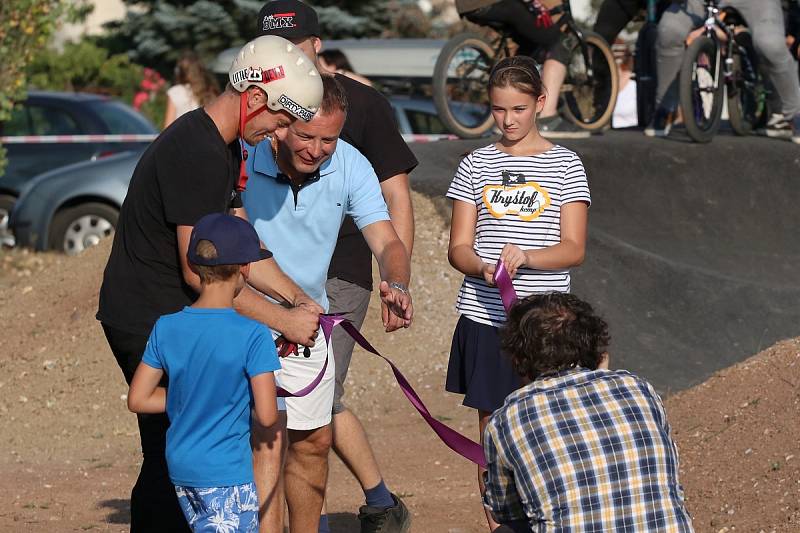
56, 0, 126, 46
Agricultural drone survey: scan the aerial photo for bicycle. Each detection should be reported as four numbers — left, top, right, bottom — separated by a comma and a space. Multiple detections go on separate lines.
678, 0, 768, 143
432, 0, 619, 139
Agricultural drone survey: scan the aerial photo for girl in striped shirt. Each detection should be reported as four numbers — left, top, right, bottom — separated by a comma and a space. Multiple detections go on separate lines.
445, 55, 591, 531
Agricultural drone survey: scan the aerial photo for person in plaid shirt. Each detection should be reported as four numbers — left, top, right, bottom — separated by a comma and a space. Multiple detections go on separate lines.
484, 293, 694, 532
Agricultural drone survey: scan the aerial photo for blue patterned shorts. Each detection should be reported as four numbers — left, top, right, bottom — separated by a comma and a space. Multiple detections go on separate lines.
175, 482, 259, 532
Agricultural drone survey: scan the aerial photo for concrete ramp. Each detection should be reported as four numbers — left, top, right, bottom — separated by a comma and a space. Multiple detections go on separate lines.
410, 131, 800, 392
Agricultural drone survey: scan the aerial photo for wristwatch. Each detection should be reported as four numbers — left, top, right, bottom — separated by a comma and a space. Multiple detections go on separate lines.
388, 282, 410, 295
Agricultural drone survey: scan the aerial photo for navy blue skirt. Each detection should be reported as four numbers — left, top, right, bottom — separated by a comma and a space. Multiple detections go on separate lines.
446, 315, 522, 413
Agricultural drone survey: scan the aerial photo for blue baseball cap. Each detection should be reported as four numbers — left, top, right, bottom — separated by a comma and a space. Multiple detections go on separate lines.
188, 213, 273, 266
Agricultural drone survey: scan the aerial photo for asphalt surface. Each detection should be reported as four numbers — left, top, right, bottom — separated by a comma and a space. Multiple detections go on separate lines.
409, 129, 800, 393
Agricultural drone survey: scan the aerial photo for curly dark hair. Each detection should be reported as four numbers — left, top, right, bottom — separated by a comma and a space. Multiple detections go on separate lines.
500, 293, 610, 381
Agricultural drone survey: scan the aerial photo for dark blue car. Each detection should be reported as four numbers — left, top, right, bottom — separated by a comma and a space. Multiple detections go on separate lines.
0, 91, 156, 246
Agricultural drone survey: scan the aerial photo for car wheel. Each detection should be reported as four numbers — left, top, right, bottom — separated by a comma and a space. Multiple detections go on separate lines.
0, 194, 16, 248
49, 202, 118, 255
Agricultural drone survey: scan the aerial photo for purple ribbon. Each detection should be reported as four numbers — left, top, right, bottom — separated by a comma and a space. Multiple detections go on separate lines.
275, 315, 337, 398
274, 261, 518, 466
493, 258, 518, 313
274, 313, 487, 467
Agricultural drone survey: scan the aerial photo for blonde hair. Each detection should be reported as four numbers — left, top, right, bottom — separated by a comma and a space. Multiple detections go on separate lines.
175, 52, 220, 106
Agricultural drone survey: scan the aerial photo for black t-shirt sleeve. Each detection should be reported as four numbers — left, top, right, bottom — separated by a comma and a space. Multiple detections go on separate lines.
158, 143, 232, 226
360, 94, 418, 181
338, 75, 418, 181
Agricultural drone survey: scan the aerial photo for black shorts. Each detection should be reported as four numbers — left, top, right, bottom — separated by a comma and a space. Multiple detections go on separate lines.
446, 315, 522, 413
464, 0, 571, 65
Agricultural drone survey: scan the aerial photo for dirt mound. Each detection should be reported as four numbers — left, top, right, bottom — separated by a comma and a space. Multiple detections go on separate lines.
667, 339, 800, 532
0, 191, 798, 531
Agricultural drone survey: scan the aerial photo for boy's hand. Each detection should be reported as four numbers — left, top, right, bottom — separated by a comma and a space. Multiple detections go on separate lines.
281, 306, 320, 346
499, 244, 526, 278
481, 262, 496, 286
379, 281, 413, 332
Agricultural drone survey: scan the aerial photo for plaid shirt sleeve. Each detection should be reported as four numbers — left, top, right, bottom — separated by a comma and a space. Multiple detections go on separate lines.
482, 418, 526, 522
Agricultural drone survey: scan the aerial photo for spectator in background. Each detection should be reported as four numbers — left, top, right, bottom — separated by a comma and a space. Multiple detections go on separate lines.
163, 52, 220, 129
256, 2, 417, 531
319, 49, 373, 87
612, 40, 638, 128
485, 293, 694, 532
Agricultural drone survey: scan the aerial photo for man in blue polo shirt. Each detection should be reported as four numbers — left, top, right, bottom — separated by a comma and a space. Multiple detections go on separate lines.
242, 75, 413, 533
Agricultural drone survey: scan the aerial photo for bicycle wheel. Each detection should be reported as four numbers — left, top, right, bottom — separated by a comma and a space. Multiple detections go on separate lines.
727, 51, 767, 136
679, 36, 725, 143
560, 31, 619, 131
432, 33, 496, 139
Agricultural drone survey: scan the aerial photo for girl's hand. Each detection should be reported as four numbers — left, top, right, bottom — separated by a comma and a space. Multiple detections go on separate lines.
481, 262, 496, 286
500, 243, 527, 278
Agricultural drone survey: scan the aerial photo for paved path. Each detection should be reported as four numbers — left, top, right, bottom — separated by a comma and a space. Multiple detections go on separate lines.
409, 130, 800, 392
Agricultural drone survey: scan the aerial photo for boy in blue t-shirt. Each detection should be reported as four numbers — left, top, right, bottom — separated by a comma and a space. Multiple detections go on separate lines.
127, 213, 281, 532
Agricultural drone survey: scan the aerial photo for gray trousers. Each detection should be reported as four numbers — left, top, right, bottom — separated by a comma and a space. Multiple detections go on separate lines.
656, 0, 800, 117
326, 277, 371, 415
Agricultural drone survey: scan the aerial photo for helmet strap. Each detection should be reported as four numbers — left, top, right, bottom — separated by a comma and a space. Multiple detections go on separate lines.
237, 91, 270, 192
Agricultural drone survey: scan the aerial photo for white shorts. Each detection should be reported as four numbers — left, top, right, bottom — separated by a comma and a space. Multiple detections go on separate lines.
273, 328, 335, 431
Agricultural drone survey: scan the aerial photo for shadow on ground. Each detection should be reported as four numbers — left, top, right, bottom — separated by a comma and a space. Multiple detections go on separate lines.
328, 512, 359, 532
98, 498, 130, 524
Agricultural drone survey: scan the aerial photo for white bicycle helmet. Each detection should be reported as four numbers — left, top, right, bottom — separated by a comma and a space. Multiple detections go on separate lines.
229, 35, 322, 122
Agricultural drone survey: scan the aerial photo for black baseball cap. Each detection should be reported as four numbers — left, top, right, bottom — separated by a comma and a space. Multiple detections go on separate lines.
188, 213, 272, 266
258, 0, 320, 39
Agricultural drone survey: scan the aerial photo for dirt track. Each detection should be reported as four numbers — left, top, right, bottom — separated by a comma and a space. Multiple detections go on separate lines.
1, 190, 799, 532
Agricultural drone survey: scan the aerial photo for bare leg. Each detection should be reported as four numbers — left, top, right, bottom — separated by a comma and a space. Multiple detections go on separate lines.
331, 408, 383, 490
252, 411, 288, 533
285, 424, 333, 532
540, 59, 567, 118
479, 409, 500, 532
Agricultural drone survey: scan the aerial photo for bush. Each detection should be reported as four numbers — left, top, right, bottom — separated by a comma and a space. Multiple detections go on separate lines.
0, 0, 74, 176
27, 40, 144, 103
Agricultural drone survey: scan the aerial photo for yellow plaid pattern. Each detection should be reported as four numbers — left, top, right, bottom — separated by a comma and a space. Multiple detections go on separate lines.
483, 368, 694, 532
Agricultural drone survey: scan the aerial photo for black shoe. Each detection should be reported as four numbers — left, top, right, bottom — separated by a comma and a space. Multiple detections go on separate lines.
644, 107, 671, 137
791, 113, 800, 145
358, 493, 411, 533
765, 113, 792, 139
537, 115, 591, 139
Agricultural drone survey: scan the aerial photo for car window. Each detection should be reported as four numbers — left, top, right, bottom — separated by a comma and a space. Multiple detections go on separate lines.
405, 109, 448, 135
89, 100, 156, 134
28, 105, 83, 135
2, 106, 31, 136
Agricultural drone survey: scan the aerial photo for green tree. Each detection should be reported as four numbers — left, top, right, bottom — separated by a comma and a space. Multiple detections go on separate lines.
101, 0, 420, 71
101, 0, 264, 73
0, 0, 87, 175
26, 40, 145, 103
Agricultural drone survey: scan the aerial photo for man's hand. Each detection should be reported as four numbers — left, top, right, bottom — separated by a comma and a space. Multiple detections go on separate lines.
293, 293, 324, 315
499, 243, 526, 278
378, 281, 413, 332
280, 306, 320, 346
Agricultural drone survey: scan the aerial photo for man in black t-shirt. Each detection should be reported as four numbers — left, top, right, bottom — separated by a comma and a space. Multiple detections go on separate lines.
97, 36, 323, 533
258, 2, 417, 531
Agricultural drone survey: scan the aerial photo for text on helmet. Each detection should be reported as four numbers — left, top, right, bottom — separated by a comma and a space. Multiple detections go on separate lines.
278, 94, 314, 122
231, 66, 286, 86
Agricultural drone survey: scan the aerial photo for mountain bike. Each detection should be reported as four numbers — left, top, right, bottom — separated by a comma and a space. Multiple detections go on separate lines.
678, 0, 768, 143
433, 0, 619, 138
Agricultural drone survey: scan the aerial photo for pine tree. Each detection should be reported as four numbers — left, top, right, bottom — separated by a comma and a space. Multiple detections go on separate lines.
102, 0, 431, 74
102, 0, 263, 73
